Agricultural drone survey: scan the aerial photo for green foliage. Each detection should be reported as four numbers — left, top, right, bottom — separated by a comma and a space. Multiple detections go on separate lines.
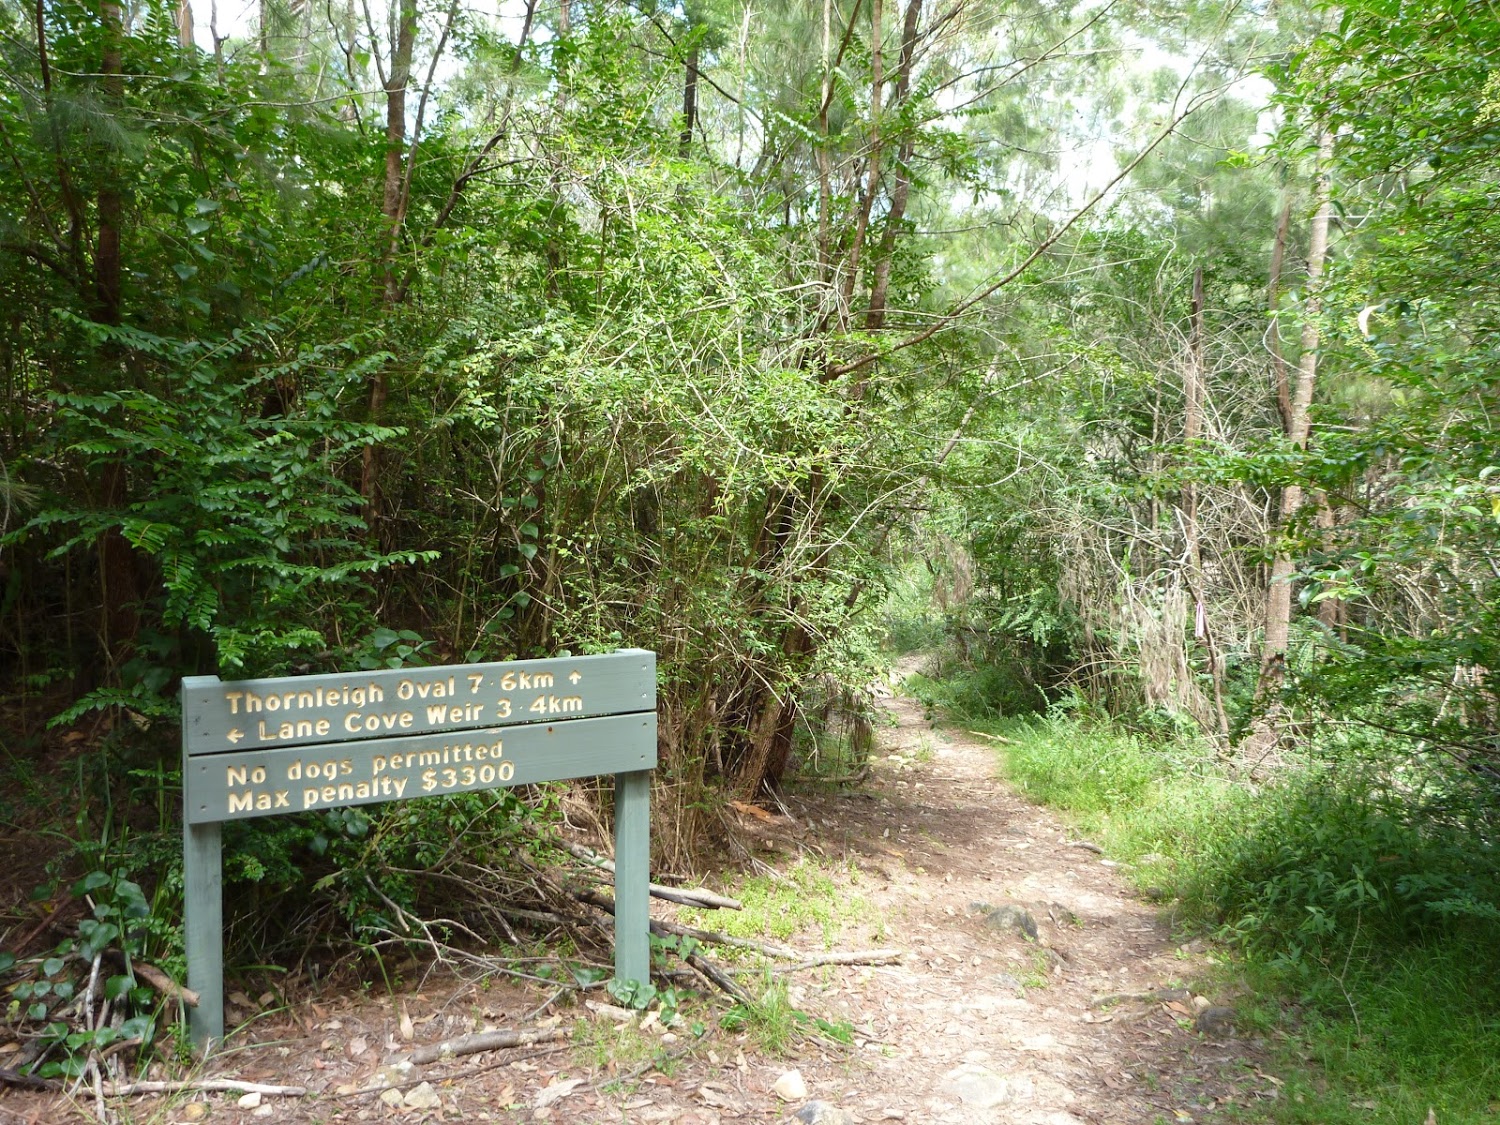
24, 322, 424, 696
2, 868, 166, 1078
718, 976, 853, 1056
1247, 0, 1500, 783
681, 858, 868, 947
980, 712, 1252, 889
983, 711, 1500, 1125
1194, 767, 1500, 961
1255, 938, 1500, 1125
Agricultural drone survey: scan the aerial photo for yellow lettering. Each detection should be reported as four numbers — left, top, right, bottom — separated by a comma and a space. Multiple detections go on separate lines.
228, 791, 254, 813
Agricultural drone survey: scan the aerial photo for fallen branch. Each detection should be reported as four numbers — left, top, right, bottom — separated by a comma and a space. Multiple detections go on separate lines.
581, 889, 902, 985
101, 1079, 306, 1097
133, 962, 199, 1009
684, 953, 752, 1007
409, 1025, 570, 1065
576, 889, 799, 960
785, 766, 871, 786
777, 949, 904, 971
967, 730, 1015, 745
648, 917, 799, 960
0, 1066, 59, 1091
595, 1038, 698, 1092
559, 842, 743, 910
1069, 841, 1104, 854
103, 952, 198, 1009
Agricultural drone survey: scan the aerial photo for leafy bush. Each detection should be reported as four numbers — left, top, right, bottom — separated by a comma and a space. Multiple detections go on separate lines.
1193, 767, 1500, 962
985, 713, 1253, 890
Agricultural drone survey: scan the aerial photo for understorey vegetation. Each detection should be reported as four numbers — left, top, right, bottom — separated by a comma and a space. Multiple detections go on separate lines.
0, 0, 1497, 1115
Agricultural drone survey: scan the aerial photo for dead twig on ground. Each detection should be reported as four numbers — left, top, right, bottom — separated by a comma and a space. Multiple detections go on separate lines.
0, 1065, 59, 1090
775, 949, 904, 972
558, 842, 743, 910
967, 730, 1016, 745
683, 953, 753, 1007
409, 1025, 571, 1064
99, 1079, 306, 1096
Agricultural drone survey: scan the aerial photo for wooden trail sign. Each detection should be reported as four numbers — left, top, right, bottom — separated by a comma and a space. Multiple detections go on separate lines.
182, 650, 656, 1047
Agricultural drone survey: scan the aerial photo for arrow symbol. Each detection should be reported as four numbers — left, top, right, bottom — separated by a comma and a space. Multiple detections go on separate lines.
227, 728, 244, 744
568, 671, 581, 685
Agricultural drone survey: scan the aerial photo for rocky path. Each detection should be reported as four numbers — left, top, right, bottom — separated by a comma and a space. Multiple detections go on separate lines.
3, 678, 1279, 1124
750, 683, 1276, 1125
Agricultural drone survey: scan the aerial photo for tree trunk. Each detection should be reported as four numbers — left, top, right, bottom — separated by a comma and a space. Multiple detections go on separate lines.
360, 0, 417, 532
836, 0, 882, 330
864, 0, 921, 332
176, 0, 194, 49
1184, 268, 1229, 738
679, 44, 699, 156
1248, 132, 1333, 753
1266, 196, 1294, 435
95, 0, 139, 665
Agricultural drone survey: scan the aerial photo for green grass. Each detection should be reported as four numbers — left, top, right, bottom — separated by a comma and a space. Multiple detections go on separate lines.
969, 712, 1255, 902
718, 975, 855, 1056
681, 857, 871, 946
954, 709, 1500, 1124
1247, 937, 1500, 1123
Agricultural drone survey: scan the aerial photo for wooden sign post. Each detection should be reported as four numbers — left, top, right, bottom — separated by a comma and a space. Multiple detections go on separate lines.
181, 650, 656, 1047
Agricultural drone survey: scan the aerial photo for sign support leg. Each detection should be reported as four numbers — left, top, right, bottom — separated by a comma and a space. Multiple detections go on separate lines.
613, 770, 651, 985
183, 819, 223, 1049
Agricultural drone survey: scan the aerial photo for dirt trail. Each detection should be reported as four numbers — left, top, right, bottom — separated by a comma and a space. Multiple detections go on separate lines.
3, 678, 1277, 1124
750, 680, 1276, 1124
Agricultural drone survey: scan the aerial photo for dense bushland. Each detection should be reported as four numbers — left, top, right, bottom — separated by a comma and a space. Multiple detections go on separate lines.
0, 0, 1497, 1106
2, 0, 1199, 1004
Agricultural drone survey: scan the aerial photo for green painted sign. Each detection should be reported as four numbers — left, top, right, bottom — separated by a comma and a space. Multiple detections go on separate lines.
182, 651, 656, 1050
184, 713, 654, 823
183, 650, 654, 754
